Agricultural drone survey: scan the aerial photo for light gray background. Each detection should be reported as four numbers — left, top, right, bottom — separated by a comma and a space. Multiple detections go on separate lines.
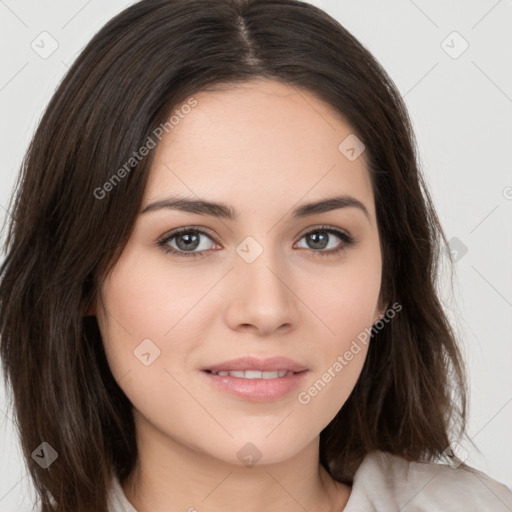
1, 0, 511, 510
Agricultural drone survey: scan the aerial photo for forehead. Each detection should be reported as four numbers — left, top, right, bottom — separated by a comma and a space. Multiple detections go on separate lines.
144, 79, 375, 220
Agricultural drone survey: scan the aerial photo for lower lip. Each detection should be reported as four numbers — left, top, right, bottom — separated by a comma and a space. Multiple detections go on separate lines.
202, 370, 309, 402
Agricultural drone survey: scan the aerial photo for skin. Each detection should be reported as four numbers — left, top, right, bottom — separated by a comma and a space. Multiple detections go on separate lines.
94, 78, 385, 512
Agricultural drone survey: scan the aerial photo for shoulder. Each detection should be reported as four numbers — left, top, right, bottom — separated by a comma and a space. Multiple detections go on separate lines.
344, 450, 512, 512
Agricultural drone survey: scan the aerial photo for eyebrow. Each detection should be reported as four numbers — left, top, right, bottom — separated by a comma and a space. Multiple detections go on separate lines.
141, 194, 370, 221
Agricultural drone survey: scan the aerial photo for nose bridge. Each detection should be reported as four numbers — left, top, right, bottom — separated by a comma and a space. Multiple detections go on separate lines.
226, 233, 298, 333
235, 233, 288, 298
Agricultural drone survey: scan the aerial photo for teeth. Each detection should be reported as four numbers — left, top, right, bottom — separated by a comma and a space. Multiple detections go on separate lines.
210, 370, 293, 379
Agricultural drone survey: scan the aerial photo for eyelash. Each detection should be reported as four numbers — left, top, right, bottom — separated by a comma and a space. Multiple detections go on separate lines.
157, 225, 355, 259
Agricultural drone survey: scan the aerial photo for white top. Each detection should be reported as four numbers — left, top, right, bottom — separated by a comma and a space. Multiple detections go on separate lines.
107, 451, 512, 511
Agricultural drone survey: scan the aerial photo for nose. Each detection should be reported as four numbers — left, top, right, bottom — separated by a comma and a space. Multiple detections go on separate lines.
223, 245, 300, 336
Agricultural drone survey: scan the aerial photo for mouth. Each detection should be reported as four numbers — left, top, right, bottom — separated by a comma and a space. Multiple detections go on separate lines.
201, 368, 309, 402
201, 355, 309, 374
203, 369, 300, 379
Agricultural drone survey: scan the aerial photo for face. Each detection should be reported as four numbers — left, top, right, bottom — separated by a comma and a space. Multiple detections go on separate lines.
95, 79, 384, 467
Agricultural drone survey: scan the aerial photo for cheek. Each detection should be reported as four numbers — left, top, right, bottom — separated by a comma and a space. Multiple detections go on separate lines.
100, 248, 204, 341
295, 342, 368, 436
97, 246, 221, 391
96, 249, 173, 382
295, 285, 375, 433
308, 246, 382, 346
296, 248, 381, 419
332, 265, 381, 335
96, 252, 200, 431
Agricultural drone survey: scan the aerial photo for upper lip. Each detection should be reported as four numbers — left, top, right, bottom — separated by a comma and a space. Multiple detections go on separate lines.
202, 356, 308, 373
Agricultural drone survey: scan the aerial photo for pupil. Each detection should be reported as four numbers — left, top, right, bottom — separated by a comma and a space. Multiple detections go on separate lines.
177, 233, 199, 250
309, 232, 327, 249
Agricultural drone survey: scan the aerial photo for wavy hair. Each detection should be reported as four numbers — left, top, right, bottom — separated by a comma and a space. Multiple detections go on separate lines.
0, 0, 468, 510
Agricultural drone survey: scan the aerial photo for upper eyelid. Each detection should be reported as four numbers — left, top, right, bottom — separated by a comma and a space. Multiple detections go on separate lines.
159, 225, 217, 243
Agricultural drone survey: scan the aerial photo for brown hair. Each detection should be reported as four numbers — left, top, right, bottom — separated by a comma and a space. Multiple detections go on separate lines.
0, 0, 468, 510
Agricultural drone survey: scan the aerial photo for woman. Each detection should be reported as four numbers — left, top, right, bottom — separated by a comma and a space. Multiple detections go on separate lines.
1, 1, 511, 511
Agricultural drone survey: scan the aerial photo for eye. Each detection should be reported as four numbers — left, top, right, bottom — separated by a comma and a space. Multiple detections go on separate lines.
294, 225, 355, 256
157, 227, 218, 258
157, 225, 355, 258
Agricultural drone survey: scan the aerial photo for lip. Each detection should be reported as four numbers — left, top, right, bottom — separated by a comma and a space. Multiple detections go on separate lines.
201, 355, 309, 402
201, 356, 308, 373
202, 369, 309, 402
